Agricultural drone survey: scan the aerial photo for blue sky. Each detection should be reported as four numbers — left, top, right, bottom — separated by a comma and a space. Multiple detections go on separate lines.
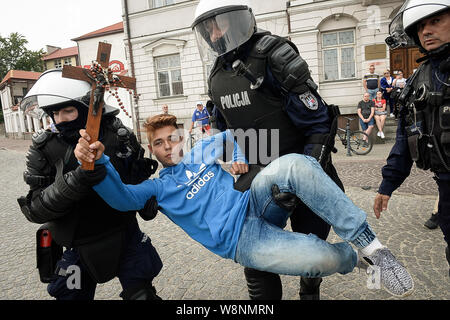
1, 0, 123, 51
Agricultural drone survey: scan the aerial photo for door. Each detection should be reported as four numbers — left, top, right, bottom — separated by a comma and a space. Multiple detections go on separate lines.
390, 46, 424, 78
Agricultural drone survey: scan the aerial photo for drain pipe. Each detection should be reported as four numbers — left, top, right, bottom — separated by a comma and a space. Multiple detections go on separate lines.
124, 0, 142, 143
286, 1, 292, 41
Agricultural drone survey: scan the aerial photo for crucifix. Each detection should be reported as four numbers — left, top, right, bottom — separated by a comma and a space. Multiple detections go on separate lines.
62, 42, 137, 170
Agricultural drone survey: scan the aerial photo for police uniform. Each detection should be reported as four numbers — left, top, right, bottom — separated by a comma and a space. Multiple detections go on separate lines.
18, 108, 163, 300
379, 48, 450, 247
208, 30, 344, 299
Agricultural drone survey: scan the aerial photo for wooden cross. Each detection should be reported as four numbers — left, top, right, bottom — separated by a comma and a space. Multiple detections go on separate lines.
62, 42, 136, 170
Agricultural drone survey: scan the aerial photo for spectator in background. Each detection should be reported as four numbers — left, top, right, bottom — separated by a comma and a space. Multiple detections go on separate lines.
189, 101, 211, 135
392, 70, 407, 89
162, 104, 169, 114
363, 64, 380, 100
373, 91, 387, 139
380, 69, 395, 118
357, 92, 375, 143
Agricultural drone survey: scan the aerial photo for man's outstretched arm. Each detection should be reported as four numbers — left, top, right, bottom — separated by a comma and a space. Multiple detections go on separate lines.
75, 130, 158, 212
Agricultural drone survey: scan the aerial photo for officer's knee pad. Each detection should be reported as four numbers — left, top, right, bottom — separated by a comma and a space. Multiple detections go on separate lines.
120, 282, 162, 300
244, 267, 282, 300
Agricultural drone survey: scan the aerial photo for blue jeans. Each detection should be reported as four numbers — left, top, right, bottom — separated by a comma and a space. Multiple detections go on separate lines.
367, 88, 378, 100
360, 117, 375, 131
235, 154, 376, 278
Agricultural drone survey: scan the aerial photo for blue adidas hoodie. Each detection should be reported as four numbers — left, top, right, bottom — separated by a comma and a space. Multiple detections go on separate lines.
93, 130, 250, 259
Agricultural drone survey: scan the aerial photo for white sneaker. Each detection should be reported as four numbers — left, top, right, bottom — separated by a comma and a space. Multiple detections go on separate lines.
359, 248, 414, 297
380, 132, 385, 139
377, 132, 381, 137
390, 113, 395, 118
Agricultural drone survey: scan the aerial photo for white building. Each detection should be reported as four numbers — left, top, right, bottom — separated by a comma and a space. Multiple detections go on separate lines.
122, 0, 418, 142
0, 70, 44, 139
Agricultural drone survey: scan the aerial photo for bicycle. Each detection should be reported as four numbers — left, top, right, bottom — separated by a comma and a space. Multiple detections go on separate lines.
336, 117, 373, 156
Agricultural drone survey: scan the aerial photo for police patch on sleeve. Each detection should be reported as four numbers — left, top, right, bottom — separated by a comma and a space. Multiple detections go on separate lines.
298, 91, 319, 110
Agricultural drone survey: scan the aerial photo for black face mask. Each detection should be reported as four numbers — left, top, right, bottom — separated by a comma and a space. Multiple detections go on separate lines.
52, 104, 89, 144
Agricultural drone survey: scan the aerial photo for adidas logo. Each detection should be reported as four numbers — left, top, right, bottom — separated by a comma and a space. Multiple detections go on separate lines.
186, 171, 214, 200
182, 163, 215, 200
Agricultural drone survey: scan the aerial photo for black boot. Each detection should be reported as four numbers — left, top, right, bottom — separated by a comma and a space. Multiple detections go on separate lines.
299, 277, 322, 300
244, 267, 282, 300
424, 213, 439, 229
120, 282, 162, 300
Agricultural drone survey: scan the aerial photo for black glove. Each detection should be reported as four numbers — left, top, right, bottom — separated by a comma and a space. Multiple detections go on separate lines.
70, 165, 107, 187
138, 196, 160, 221
271, 184, 301, 212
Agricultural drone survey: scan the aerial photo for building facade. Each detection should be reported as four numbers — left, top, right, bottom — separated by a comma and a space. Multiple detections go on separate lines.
0, 70, 44, 138
121, 0, 412, 143
42, 46, 79, 70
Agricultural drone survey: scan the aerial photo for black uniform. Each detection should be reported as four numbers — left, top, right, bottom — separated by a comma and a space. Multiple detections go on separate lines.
18, 108, 162, 300
208, 30, 344, 299
379, 45, 450, 257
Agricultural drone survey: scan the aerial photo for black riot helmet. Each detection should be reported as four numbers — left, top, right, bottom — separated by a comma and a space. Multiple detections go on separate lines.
192, 0, 257, 63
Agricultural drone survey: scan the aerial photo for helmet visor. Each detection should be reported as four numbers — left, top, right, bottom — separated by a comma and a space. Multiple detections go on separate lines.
386, 11, 409, 49
20, 93, 90, 119
193, 8, 255, 61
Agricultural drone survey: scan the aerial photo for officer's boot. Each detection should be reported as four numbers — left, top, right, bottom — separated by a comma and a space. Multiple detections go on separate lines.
244, 267, 282, 300
299, 277, 322, 300
120, 282, 162, 300
424, 213, 439, 229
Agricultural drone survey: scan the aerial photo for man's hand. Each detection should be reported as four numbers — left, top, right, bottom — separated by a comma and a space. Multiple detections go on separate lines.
74, 129, 105, 163
230, 162, 249, 175
373, 193, 391, 219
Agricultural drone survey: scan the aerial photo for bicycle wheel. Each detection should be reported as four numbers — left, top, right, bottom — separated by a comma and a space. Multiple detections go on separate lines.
348, 131, 372, 155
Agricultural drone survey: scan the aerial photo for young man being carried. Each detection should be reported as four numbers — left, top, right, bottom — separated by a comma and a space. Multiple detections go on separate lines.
75, 114, 414, 297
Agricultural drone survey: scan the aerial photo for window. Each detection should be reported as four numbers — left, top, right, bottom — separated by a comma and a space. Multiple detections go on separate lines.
64, 58, 72, 66
54, 59, 62, 69
155, 54, 183, 97
149, 0, 174, 9
322, 29, 356, 81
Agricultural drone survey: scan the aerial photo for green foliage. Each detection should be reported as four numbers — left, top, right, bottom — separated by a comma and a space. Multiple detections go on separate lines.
0, 32, 44, 80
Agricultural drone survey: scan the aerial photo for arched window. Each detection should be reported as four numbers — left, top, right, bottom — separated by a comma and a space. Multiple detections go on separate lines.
319, 14, 358, 82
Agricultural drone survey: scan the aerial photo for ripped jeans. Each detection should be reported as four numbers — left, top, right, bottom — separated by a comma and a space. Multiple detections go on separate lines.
235, 154, 376, 277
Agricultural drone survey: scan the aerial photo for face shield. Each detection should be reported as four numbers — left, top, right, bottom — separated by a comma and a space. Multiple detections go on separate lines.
192, 6, 256, 62
20, 69, 91, 119
385, 2, 410, 49
386, 0, 450, 50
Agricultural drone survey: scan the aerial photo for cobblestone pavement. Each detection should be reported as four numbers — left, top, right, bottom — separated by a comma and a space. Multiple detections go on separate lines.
0, 136, 448, 300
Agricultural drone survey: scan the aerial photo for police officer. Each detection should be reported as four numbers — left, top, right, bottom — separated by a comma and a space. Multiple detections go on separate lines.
192, 0, 344, 300
18, 69, 163, 299
376, 0, 450, 276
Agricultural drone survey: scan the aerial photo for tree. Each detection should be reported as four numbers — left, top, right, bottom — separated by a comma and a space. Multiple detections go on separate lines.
0, 32, 44, 80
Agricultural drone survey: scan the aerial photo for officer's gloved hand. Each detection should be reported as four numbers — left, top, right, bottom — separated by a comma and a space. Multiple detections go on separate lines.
271, 184, 301, 212
69, 165, 107, 187
138, 196, 160, 221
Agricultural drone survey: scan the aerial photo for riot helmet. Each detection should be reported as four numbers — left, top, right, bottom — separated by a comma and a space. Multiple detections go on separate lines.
192, 0, 257, 62
386, 0, 449, 51
20, 69, 91, 119
20, 69, 91, 141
